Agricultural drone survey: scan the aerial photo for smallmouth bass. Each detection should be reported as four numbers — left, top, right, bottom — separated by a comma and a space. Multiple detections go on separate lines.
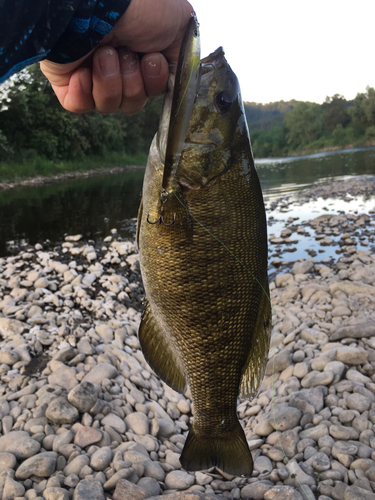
137, 17, 271, 477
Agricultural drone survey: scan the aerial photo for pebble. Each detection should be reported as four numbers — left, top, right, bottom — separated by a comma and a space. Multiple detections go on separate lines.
68, 382, 98, 412
101, 413, 126, 434
0, 431, 41, 459
74, 426, 103, 448
73, 479, 105, 500
45, 397, 79, 424
165, 470, 195, 490
125, 412, 150, 435
15, 451, 57, 479
0, 181, 374, 500
113, 479, 147, 500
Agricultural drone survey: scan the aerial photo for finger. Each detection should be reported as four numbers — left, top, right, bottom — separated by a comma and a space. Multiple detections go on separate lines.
118, 47, 148, 115
92, 46, 122, 113
141, 53, 169, 98
40, 61, 94, 113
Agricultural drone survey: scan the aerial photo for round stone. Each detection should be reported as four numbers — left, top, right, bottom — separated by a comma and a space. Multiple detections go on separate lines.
0, 350, 19, 365
90, 446, 112, 471
124, 412, 150, 435
15, 452, 57, 479
101, 413, 126, 434
0, 452, 17, 473
347, 393, 372, 413
68, 382, 98, 413
0, 431, 41, 459
164, 470, 195, 490
270, 406, 302, 432
254, 456, 273, 474
45, 397, 79, 424
74, 426, 103, 448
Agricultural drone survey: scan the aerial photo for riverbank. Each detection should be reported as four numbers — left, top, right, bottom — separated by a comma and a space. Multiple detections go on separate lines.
0, 164, 145, 192
0, 178, 375, 500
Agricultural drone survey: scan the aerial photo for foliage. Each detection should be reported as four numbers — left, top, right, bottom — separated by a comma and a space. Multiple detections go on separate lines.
249, 87, 375, 158
244, 100, 298, 131
0, 64, 162, 168
321, 94, 351, 133
0, 64, 374, 173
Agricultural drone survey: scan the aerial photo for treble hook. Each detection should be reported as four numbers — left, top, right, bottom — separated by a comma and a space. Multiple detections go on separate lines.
147, 191, 176, 226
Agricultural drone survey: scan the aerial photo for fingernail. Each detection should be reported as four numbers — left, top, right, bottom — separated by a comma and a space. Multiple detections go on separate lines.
120, 49, 138, 74
79, 68, 92, 94
99, 49, 118, 77
143, 55, 161, 79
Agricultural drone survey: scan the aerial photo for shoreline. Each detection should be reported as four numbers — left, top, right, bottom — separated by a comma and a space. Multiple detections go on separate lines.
0, 143, 374, 193
0, 164, 145, 192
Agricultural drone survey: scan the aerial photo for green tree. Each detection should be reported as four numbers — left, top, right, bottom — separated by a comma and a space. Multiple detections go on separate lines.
284, 102, 322, 149
322, 94, 351, 133
0, 64, 163, 163
349, 86, 375, 133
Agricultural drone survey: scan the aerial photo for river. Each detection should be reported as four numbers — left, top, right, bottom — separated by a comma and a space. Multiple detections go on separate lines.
1, 146, 375, 259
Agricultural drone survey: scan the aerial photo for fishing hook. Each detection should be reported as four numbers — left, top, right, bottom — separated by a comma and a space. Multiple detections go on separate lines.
147, 191, 176, 226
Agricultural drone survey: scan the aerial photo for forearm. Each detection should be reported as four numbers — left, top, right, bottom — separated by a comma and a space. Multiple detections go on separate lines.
0, 0, 130, 83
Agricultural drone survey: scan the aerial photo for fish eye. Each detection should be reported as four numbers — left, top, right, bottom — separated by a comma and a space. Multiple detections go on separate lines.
215, 91, 233, 113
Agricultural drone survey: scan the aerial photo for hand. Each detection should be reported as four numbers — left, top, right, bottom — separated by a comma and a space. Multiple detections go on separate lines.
40, 0, 193, 114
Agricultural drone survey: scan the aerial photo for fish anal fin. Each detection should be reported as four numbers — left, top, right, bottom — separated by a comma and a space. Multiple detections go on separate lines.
180, 420, 253, 477
240, 283, 272, 398
138, 304, 187, 394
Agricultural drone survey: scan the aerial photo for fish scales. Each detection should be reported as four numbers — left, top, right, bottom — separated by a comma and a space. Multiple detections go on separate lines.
137, 43, 271, 477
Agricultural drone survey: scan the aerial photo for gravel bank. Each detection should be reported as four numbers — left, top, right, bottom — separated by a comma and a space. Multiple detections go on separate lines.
0, 178, 375, 500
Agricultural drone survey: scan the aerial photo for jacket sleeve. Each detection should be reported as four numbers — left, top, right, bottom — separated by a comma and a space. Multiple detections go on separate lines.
0, 0, 131, 84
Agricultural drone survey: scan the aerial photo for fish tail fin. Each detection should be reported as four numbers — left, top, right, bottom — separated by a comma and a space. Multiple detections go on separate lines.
180, 420, 253, 477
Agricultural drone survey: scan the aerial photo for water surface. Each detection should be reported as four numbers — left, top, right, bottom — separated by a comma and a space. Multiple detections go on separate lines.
1, 147, 375, 259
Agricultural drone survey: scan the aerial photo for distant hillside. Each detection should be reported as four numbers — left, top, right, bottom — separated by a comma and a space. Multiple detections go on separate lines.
244, 100, 299, 131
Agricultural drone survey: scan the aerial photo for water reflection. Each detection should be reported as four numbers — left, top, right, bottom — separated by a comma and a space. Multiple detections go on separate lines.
0, 147, 374, 258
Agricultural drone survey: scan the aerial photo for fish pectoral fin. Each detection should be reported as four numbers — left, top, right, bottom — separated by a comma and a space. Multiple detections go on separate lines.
138, 303, 187, 394
136, 197, 143, 248
240, 284, 272, 398
180, 420, 253, 477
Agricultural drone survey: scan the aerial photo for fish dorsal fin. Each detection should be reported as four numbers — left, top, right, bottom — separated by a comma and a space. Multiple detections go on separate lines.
138, 303, 187, 394
240, 284, 272, 398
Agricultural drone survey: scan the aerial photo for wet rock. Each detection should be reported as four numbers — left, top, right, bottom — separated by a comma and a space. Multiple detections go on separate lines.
291, 261, 314, 275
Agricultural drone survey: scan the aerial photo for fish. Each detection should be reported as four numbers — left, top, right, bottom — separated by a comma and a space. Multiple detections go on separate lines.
137, 15, 271, 478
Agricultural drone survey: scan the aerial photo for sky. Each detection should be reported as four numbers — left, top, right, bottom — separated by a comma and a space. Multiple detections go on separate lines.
194, 0, 375, 104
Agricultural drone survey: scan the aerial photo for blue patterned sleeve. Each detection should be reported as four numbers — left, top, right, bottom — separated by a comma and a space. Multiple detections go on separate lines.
0, 0, 131, 84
